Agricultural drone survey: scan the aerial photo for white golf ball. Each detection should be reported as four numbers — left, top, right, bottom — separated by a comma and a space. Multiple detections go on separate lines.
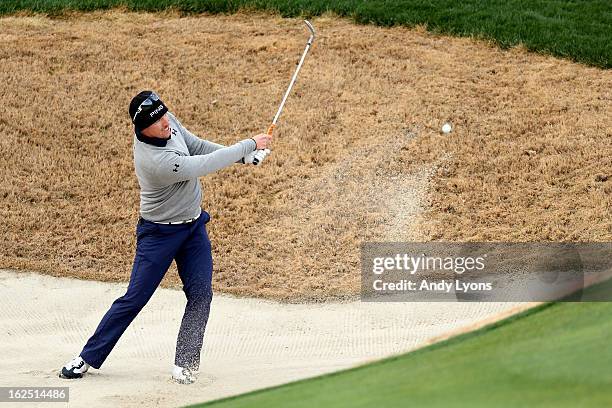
442, 123, 452, 134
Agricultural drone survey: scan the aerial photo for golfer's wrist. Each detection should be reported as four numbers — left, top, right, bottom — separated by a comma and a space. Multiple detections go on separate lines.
250, 138, 257, 151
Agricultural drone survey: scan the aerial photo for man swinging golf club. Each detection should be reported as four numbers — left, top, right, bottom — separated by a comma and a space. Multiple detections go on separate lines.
59, 91, 271, 384
59, 19, 314, 385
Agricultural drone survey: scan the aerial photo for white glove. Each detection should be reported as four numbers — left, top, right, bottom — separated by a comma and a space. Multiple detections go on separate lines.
244, 149, 271, 165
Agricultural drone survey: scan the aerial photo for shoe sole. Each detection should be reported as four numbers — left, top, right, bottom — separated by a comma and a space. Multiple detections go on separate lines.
59, 368, 84, 379
172, 377, 195, 384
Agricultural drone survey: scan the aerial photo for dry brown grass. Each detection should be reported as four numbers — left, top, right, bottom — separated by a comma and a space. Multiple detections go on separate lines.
0, 12, 610, 301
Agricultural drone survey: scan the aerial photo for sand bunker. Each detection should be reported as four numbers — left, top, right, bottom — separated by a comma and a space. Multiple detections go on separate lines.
0, 269, 534, 407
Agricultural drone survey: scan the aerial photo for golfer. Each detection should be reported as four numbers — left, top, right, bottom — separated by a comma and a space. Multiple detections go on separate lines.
59, 91, 271, 384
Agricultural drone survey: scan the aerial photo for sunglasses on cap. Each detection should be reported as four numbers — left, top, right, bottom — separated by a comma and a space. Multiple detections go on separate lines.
132, 92, 161, 122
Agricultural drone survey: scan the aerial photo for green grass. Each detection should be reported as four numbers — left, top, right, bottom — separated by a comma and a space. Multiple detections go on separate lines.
189, 297, 612, 407
1, 0, 611, 68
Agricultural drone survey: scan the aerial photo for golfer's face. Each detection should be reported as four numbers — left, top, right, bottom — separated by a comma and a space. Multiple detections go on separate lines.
141, 114, 171, 139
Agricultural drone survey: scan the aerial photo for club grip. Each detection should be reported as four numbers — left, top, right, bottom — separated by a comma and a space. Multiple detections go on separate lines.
253, 125, 274, 164
267, 123, 275, 136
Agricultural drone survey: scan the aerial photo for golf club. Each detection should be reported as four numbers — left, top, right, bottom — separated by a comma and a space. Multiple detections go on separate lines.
254, 19, 316, 164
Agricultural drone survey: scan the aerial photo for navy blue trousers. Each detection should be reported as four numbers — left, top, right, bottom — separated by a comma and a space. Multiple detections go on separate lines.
80, 210, 213, 370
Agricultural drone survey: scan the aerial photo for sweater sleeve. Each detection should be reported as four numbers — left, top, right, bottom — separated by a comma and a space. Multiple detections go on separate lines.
152, 139, 257, 186
173, 114, 251, 163
169, 113, 226, 156
181, 124, 226, 156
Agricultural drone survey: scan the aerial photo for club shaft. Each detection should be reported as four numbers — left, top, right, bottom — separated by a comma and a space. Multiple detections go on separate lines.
272, 41, 313, 125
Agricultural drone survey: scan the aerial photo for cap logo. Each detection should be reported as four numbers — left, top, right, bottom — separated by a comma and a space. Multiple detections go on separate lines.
150, 105, 165, 117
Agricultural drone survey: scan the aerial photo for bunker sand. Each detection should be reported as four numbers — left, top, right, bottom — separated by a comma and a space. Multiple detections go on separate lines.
0, 270, 534, 407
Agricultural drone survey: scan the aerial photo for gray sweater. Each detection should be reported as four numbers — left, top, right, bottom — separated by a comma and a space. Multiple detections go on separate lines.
133, 112, 256, 223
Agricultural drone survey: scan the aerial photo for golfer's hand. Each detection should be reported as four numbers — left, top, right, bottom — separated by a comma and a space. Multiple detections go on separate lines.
251, 134, 272, 150
244, 149, 271, 165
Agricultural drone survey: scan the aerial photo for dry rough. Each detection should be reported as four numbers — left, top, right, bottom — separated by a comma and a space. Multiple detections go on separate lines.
0, 12, 609, 300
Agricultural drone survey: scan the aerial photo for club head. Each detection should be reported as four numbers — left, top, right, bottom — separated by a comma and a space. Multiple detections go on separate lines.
304, 20, 316, 42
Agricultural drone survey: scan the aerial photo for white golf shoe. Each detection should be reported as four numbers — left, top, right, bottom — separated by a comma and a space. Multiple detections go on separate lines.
59, 356, 90, 379
172, 365, 197, 384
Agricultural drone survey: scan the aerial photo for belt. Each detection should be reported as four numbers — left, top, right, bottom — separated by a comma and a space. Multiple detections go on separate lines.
152, 212, 201, 225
